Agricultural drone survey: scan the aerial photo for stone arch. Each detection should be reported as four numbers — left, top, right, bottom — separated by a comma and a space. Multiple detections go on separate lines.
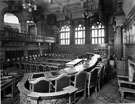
2, 7, 25, 32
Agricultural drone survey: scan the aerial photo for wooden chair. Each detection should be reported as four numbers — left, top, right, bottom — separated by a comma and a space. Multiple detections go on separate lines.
87, 67, 99, 96
21, 57, 24, 62
31, 77, 50, 93
31, 64, 37, 72
117, 75, 135, 102
20, 62, 25, 70
96, 63, 106, 91
73, 71, 87, 102
16, 57, 21, 69
50, 65, 58, 71
54, 74, 70, 92
26, 63, 31, 72
45, 65, 51, 72
12, 58, 16, 67
6, 59, 11, 68
25, 56, 28, 61
38, 64, 44, 72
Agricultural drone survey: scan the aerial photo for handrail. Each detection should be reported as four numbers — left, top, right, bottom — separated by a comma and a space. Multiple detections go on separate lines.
0, 27, 55, 43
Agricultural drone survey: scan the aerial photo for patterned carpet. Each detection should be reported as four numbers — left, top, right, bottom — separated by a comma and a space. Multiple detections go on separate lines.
78, 72, 135, 104
78, 75, 120, 104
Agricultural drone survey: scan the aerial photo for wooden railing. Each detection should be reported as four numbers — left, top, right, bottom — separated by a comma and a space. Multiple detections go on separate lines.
0, 27, 56, 43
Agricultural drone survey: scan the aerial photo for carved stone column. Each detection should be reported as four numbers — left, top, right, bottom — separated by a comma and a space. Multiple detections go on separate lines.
114, 16, 125, 59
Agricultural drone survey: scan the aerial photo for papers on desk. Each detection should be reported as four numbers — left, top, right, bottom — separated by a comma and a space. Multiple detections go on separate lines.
66, 59, 83, 67
63, 67, 78, 74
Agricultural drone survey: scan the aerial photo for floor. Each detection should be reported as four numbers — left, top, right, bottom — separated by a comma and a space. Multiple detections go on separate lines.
78, 75, 121, 104
78, 69, 135, 104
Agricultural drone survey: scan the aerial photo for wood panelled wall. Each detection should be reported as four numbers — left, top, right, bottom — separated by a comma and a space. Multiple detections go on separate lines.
122, 0, 135, 76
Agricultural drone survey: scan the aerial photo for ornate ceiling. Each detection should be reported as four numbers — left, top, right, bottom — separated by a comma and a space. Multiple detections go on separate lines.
2, 0, 123, 22
3, 0, 99, 14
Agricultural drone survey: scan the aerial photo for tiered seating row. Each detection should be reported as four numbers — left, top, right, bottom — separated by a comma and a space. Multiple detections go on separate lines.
0, 53, 75, 70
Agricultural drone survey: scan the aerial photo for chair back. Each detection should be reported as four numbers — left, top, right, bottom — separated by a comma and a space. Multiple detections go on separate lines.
74, 71, 87, 91
96, 63, 105, 90
20, 63, 25, 70
38, 64, 44, 72
55, 74, 70, 92
88, 67, 99, 87
32, 77, 50, 93
45, 65, 51, 72
97, 63, 105, 78
26, 63, 31, 72
31, 64, 37, 72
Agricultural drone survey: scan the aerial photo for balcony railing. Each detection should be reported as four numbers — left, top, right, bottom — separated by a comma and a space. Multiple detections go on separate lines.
0, 27, 56, 43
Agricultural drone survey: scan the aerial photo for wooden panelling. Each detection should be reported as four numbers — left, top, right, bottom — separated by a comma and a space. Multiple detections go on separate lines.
54, 44, 108, 56
28, 50, 39, 56
5, 50, 24, 59
125, 44, 135, 76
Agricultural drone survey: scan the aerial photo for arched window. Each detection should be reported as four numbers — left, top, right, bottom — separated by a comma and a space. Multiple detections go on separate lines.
91, 22, 105, 44
4, 13, 20, 32
59, 25, 70, 45
75, 24, 85, 45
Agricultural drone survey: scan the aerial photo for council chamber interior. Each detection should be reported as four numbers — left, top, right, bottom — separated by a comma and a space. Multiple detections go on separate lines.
0, 0, 135, 104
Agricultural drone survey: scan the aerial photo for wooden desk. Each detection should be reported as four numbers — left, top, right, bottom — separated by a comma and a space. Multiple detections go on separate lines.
1, 74, 23, 103
17, 54, 100, 104
28, 57, 99, 81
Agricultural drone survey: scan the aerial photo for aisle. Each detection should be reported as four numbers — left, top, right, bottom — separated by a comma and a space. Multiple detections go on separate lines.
78, 74, 121, 104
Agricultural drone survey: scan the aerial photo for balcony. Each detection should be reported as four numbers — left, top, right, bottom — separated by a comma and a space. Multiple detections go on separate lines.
0, 27, 56, 43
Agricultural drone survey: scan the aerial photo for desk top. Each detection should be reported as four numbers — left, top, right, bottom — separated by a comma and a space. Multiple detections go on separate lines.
46, 58, 72, 62
66, 59, 83, 67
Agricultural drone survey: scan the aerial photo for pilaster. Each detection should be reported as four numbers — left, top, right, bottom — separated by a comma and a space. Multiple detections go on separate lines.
114, 16, 125, 59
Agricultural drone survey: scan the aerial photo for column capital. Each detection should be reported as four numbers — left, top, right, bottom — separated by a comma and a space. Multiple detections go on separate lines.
115, 16, 125, 27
